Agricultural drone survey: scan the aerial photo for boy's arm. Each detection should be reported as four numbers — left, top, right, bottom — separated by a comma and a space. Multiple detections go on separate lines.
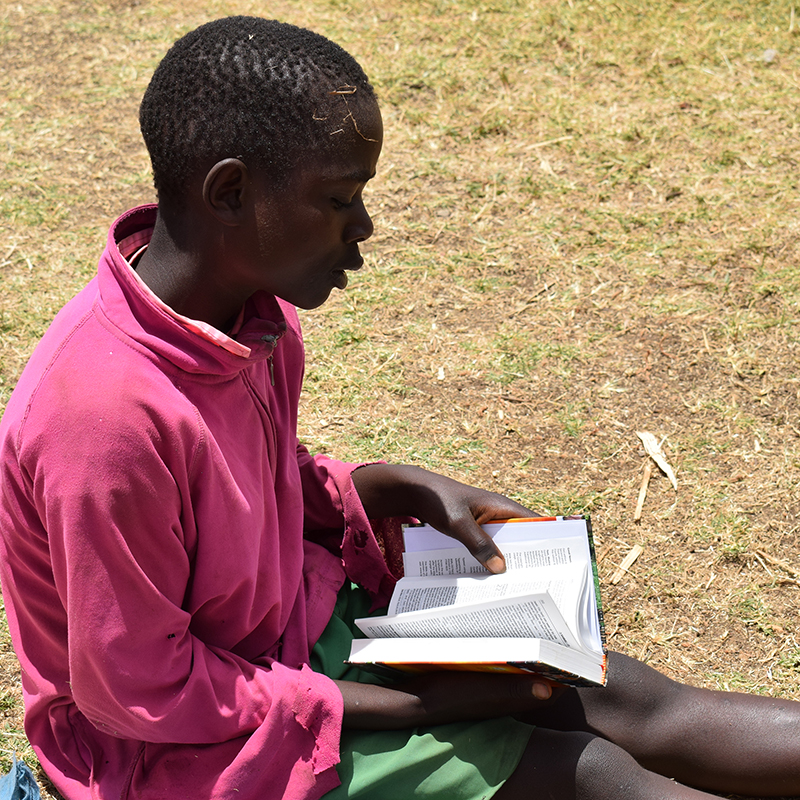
334, 672, 556, 730
351, 464, 534, 574
4, 398, 339, 749
342, 466, 557, 726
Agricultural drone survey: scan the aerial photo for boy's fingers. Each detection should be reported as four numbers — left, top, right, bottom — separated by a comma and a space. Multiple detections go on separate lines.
532, 681, 553, 700
485, 554, 506, 575
410, 672, 559, 723
454, 495, 539, 573
505, 675, 555, 703
448, 518, 507, 573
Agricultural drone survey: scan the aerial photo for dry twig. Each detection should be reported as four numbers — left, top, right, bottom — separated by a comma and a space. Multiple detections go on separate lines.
634, 461, 652, 522
611, 545, 644, 585
636, 431, 678, 490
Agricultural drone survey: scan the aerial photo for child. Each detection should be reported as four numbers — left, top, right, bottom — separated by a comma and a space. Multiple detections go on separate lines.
0, 16, 798, 800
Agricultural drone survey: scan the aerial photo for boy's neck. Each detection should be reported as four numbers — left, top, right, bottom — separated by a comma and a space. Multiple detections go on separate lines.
135, 212, 246, 332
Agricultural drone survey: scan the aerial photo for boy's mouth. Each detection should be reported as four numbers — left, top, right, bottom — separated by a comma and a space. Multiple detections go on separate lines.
331, 256, 364, 289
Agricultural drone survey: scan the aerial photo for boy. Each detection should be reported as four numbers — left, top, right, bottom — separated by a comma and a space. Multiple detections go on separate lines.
0, 16, 798, 800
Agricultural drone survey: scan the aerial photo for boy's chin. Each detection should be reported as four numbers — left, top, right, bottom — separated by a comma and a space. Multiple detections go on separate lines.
284, 287, 336, 311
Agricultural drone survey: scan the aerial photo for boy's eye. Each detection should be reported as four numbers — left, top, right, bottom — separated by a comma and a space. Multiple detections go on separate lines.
331, 197, 353, 210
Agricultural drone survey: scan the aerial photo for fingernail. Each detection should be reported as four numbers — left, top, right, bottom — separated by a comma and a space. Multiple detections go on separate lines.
533, 683, 552, 700
486, 555, 506, 574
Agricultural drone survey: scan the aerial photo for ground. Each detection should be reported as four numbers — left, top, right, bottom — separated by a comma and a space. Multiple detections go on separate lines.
1, 0, 799, 797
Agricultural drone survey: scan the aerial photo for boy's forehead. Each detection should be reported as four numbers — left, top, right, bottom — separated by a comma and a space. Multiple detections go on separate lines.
302, 138, 381, 184
309, 86, 380, 133
239, 95, 382, 190
303, 97, 383, 178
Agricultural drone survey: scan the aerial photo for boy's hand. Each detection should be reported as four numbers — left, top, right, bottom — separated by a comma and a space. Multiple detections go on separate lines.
350, 464, 537, 573
334, 672, 561, 730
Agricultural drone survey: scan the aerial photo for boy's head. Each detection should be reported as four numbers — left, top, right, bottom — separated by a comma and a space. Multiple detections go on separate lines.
139, 16, 377, 209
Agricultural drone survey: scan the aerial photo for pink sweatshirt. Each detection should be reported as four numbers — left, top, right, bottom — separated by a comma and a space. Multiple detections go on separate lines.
0, 205, 400, 800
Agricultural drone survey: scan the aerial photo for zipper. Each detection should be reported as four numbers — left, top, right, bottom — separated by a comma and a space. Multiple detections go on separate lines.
261, 334, 278, 386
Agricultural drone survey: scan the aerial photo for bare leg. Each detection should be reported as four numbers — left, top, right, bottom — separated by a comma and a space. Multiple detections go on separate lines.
519, 651, 800, 797
494, 727, 727, 800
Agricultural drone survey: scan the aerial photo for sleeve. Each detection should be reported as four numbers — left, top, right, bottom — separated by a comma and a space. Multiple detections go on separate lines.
296, 443, 404, 610
17, 403, 343, 749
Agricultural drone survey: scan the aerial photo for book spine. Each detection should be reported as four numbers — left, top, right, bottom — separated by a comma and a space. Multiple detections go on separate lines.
580, 515, 609, 681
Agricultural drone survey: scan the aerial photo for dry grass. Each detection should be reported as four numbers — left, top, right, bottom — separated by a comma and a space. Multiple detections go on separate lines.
1, 0, 800, 796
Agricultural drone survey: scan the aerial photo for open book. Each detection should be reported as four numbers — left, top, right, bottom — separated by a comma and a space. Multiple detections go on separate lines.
347, 516, 607, 687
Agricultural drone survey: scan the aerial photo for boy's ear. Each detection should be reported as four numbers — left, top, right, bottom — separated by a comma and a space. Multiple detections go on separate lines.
202, 158, 250, 225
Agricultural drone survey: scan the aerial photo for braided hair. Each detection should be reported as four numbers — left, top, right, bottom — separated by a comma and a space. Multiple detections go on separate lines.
139, 16, 376, 206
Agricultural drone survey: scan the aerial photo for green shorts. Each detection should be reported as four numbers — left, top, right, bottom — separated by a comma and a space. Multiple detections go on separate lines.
311, 583, 533, 800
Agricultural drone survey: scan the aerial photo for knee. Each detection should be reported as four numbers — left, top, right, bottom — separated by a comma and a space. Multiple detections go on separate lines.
602, 652, 688, 719
508, 729, 659, 800
575, 737, 664, 800
577, 734, 628, 772
583, 652, 693, 753
504, 729, 601, 799
529, 731, 642, 783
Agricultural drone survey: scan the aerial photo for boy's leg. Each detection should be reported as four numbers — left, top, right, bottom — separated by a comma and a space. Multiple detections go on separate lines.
494, 727, 731, 800
521, 651, 800, 797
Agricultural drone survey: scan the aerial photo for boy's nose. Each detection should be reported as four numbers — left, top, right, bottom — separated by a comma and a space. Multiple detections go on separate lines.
344, 201, 374, 243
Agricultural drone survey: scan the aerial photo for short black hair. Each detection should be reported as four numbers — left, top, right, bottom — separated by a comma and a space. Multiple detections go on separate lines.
139, 16, 376, 206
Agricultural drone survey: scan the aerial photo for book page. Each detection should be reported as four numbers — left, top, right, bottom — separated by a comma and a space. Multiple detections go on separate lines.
387, 568, 578, 617
402, 538, 588, 578
383, 517, 606, 660
403, 518, 590, 554
356, 592, 580, 649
